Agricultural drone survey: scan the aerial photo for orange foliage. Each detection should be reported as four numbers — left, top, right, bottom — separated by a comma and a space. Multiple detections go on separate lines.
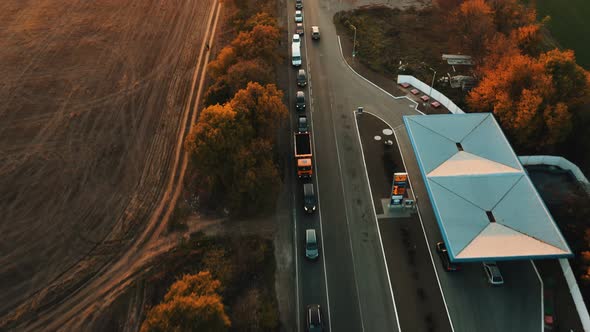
467, 52, 573, 149
450, 0, 496, 61
184, 103, 252, 187
205, 59, 274, 106
510, 23, 542, 55
141, 271, 230, 332
230, 82, 288, 143
487, 0, 536, 34
231, 24, 281, 64
207, 46, 237, 79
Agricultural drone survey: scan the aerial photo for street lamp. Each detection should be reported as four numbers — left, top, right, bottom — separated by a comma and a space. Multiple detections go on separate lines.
350, 24, 357, 63
422, 62, 436, 96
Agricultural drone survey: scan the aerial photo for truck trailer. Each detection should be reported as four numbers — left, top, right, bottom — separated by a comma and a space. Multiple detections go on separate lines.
294, 132, 313, 178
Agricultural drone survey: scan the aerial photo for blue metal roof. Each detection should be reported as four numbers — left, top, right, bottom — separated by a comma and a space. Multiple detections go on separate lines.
404, 113, 573, 262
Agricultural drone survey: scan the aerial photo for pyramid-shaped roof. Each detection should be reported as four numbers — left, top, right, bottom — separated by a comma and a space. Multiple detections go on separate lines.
404, 113, 572, 261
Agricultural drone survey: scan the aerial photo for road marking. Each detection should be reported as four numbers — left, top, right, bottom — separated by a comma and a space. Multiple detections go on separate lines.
336, 36, 425, 116
304, 23, 332, 332
531, 260, 544, 332
391, 122, 456, 332
328, 103, 366, 332
352, 112, 401, 332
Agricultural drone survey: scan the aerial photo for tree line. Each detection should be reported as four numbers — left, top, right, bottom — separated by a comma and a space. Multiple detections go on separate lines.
185, 11, 287, 216
447, 0, 590, 155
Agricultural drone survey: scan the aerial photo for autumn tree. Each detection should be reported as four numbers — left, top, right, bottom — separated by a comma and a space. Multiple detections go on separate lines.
243, 11, 278, 31
208, 46, 237, 79
467, 49, 590, 151
141, 271, 230, 332
231, 82, 288, 144
204, 59, 274, 106
509, 23, 543, 56
228, 138, 281, 214
184, 103, 252, 192
487, 0, 536, 34
450, 0, 496, 61
231, 24, 281, 64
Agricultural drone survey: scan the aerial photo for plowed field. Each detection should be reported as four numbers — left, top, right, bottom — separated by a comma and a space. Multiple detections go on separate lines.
0, 0, 215, 326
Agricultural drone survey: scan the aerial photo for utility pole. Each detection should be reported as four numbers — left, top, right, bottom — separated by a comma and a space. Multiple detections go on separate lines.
422, 62, 436, 96
350, 24, 357, 63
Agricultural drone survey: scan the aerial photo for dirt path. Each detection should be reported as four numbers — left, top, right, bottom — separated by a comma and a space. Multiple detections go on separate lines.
0, 0, 221, 329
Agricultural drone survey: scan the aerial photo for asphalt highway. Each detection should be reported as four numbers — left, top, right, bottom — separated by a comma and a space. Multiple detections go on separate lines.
287, 0, 543, 331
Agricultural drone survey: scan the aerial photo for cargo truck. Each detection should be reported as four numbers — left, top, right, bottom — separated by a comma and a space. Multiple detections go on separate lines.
294, 132, 313, 178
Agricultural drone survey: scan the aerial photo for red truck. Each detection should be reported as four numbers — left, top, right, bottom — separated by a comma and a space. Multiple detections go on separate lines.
294, 132, 313, 178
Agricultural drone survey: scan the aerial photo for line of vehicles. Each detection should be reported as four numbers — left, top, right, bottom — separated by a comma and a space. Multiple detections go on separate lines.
290, 1, 325, 331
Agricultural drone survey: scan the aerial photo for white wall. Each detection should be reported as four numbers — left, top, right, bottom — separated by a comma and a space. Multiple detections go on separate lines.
520, 155, 590, 332
397, 75, 465, 114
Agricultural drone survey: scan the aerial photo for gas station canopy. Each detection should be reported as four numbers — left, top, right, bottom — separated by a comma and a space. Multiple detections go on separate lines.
404, 113, 572, 262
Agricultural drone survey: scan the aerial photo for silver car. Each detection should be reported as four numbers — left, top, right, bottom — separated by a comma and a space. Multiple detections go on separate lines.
295, 10, 303, 23
305, 229, 319, 260
483, 261, 504, 285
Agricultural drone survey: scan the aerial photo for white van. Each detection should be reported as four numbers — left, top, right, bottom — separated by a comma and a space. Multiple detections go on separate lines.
292, 44, 302, 67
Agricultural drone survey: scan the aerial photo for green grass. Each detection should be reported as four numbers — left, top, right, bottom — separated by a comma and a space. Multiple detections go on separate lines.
535, 0, 590, 69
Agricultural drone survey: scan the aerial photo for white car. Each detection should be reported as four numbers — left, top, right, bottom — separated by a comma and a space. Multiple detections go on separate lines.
483, 261, 504, 285
295, 10, 303, 23
292, 33, 301, 46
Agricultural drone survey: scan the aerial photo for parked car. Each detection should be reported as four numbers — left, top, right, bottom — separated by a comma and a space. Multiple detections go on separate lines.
482, 261, 504, 285
311, 26, 320, 40
295, 10, 303, 22
292, 33, 301, 46
296, 91, 306, 112
295, 0, 303, 10
306, 304, 323, 331
544, 278, 556, 330
305, 229, 319, 260
435, 242, 461, 272
298, 115, 308, 133
296, 23, 304, 35
303, 183, 316, 213
297, 69, 307, 86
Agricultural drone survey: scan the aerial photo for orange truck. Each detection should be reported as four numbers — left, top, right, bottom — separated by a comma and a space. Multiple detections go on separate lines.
294, 132, 313, 178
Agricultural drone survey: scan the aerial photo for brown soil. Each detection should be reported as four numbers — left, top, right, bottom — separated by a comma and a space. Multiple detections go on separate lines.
0, 0, 216, 328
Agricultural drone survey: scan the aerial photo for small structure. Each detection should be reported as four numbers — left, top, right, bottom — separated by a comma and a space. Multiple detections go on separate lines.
442, 54, 473, 66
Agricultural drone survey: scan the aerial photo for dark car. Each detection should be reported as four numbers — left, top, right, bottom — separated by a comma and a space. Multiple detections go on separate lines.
296, 23, 304, 35
296, 91, 306, 112
295, 0, 303, 9
298, 115, 308, 133
297, 69, 307, 87
435, 242, 461, 272
303, 183, 316, 213
307, 304, 323, 331
296, 68, 307, 86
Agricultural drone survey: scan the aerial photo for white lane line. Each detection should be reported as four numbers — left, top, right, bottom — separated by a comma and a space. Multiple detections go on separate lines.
329, 104, 365, 331
353, 112, 401, 332
531, 260, 544, 332
304, 30, 332, 332
336, 36, 425, 116
391, 122, 455, 332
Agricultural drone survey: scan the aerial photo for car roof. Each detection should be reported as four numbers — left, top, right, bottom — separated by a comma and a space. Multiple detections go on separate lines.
297, 91, 305, 97
296, 10, 302, 14
312, 26, 319, 31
